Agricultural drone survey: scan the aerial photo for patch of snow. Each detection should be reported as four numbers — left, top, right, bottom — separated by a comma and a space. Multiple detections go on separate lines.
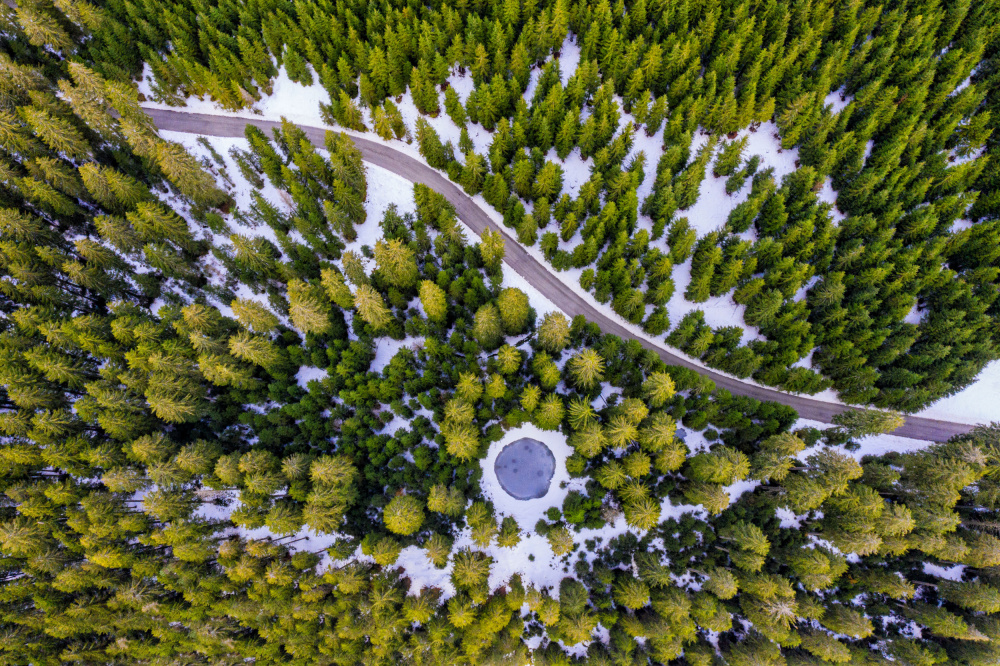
556, 36, 581, 85
776, 507, 803, 529
667, 261, 765, 341
793, 418, 936, 460
679, 140, 754, 239
679, 427, 712, 455
295, 366, 327, 389
724, 480, 760, 506
255, 67, 332, 127
661, 497, 705, 522
394, 546, 455, 596
816, 178, 847, 223
923, 562, 965, 581
371, 337, 424, 374
915, 360, 1000, 426
448, 71, 476, 104
824, 88, 853, 114
552, 148, 593, 199
903, 303, 924, 325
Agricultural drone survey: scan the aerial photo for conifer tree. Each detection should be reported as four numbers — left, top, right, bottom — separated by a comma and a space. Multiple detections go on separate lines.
567, 348, 604, 390
473, 303, 504, 349
537, 312, 570, 352
642, 371, 676, 407
384, 495, 425, 535
288, 280, 332, 335
419, 280, 447, 323
497, 287, 530, 334
374, 238, 418, 289
354, 284, 393, 330
480, 227, 505, 273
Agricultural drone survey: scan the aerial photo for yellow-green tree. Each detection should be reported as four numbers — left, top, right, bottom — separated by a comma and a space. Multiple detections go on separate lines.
383, 495, 425, 535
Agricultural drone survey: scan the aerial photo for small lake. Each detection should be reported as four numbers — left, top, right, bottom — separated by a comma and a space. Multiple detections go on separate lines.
494, 437, 556, 500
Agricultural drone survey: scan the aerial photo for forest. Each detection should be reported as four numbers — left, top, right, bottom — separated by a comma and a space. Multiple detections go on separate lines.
1, 0, 1000, 664
46, 0, 999, 409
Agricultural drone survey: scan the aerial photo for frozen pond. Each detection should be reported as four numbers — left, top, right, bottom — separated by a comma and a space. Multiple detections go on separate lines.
494, 438, 556, 500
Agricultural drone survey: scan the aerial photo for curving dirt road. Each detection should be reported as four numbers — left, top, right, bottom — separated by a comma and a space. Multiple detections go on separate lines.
145, 107, 978, 442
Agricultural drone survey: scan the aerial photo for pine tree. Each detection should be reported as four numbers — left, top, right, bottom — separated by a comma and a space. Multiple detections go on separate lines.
155, 140, 227, 207
496, 344, 521, 375
537, 312, 570, 352
443, 422, 479, 460
473, 303, 503, 349
423, 533, 452, 568
373, 237, 418, 288
418, 280, 447, 322
613, 577, 651, 610
354, 284, 393, 330
535, 394, 564, 430
497, 287, 530, 334
683, 483, 730, 515
229, 331, 282, 370
415, 118, 447, 169
642, 371, 676, 407
822, 604, 874, 639
623, 496, 660, 531
498, 516, 522, 548
383, 495, 425, 536
520, 385, 541, 413
832, 408, 905, 438
567, 398, 597, 430
288, 280, 332, 335
638, 412, 676, 452
547, 524, 574, 555
567, 348, 604, 389
568, 423, 605, 458
428, 484, 465, 516
480, 228, 505, 272
320, 268, 356, 309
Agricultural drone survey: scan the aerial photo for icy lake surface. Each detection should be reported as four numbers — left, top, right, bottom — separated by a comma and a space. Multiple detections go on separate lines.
494, 438, 556, 500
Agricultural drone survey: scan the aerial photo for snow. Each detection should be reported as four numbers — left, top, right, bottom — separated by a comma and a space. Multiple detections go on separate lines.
723, 480, 761, 506
824, 88, 853, 115
776, 507, 804, 529
350, 162, 418, 253
371, 337, 424, 374
903, 303, 924, 325
140, 64, 332, 130
816, 178, 847, 223
661, 496, 706, 522
667, 261, 765, 340
295, 366, 327, 389
553, 148, 593, 199
916, 360, 1000, 426
556, 36, 581, 86
394, 546, 454, 595
794, 418, 936, 460
923, 562, 966, 582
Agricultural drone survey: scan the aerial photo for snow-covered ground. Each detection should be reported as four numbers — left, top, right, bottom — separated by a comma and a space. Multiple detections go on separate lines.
915, 360, 1000, 425
794, 418, 937, 459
